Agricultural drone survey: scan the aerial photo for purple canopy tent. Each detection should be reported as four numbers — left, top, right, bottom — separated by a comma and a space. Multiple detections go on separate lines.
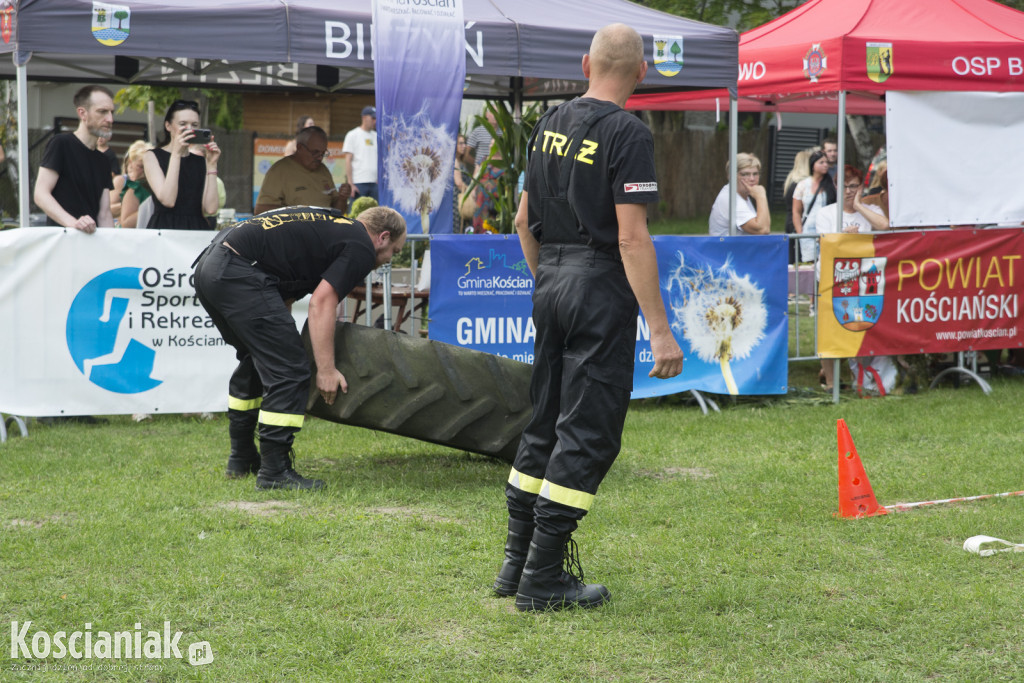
0, 0, 738, 223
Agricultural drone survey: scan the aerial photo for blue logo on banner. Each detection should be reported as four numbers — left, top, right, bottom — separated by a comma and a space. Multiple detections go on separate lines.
458, 248, 532, 285
430, 236, 535, 360
66, 267, 161, 394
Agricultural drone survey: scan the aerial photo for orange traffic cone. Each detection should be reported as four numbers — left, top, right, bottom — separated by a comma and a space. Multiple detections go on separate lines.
835, 419, 888, 518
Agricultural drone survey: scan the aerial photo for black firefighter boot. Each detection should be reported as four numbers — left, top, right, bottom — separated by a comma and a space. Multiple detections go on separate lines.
514, 530, 610, 611
225, 409, 260, 478
493, 518, 534, 597
255, 441, 324, 491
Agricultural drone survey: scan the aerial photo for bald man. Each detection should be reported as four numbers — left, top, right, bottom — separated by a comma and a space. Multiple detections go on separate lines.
494, 23, 684, 611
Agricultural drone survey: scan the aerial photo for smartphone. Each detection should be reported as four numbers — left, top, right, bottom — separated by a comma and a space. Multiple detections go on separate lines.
188, 128, 212, 145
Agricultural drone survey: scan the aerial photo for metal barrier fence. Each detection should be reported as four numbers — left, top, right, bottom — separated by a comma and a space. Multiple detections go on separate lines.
348, 233, 432, 335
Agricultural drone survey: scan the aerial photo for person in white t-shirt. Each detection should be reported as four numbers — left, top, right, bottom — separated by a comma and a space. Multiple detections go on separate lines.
817, 165, 890, 391
341, 105, 378, 201
816, 165, 890, 237
708, 152, 771, 237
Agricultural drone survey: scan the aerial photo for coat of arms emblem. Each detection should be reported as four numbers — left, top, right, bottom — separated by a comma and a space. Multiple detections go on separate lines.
653, 36, 684, 77
866, 42, 893, 83
832, 257, 886, 331
803, 43, 827, 83
92, 2, 130, 47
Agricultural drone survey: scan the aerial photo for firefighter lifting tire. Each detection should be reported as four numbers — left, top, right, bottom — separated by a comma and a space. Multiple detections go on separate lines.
302, 322, 532, 463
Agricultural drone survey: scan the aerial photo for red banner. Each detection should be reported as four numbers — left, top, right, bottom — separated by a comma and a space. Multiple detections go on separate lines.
818, 229, 1023, 358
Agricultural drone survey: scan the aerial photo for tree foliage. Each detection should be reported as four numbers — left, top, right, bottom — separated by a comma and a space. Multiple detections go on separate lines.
635, 0, 801, 31
113, 85, 243, 132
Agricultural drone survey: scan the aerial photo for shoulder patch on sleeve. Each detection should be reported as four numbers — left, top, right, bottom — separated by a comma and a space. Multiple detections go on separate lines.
624, 182, 658, 193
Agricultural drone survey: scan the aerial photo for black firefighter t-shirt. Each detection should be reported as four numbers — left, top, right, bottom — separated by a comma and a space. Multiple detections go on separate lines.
525, 97, 659, 251
224, 207, 377, 302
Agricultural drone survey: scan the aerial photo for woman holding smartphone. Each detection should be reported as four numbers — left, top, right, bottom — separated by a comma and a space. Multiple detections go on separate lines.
143, 99, 221, 230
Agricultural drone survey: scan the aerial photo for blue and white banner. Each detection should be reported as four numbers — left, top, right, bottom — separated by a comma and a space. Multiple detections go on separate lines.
428, 235, 789, 397
427, 235, 536, 362
634, 235, 789, 397
0, 228, 310, 417
373, 0, 465, 235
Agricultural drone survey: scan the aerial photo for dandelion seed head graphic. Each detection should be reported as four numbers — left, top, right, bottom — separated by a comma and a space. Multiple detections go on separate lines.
665, 251, 767, 365
400, 146, 442, 214
382, 108, 455, 219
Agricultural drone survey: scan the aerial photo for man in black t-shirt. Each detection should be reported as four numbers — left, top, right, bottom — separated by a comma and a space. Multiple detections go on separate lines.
494, 24, 683, 612
34, 85, 115, 232
194, 206, 407, 490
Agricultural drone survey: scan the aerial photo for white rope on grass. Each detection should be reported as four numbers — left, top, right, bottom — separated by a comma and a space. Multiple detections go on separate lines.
884, 489, 1024, 513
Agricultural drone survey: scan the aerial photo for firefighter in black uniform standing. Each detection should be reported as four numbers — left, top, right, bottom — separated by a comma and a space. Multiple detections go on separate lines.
494, 23, 684, 611
194, 206, 406, 490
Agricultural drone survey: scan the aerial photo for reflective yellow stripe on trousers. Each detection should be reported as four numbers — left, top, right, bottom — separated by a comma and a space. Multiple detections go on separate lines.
507, 467, 543, 494
539, 480, 595, 512
258, 410, 304, 428
508, 468, 595, 512
228, 395, 262, 411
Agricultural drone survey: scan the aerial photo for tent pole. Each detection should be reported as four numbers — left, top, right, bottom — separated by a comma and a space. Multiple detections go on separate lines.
728, 95, 738, 235
511, 76, 522, 123
836, 91, 847, 232
831, 90, 848, 405
16, 59, 29, 227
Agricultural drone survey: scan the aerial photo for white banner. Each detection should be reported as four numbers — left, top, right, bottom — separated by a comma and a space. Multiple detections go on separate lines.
0, 228, 307, 417
887, 91, 1024, 228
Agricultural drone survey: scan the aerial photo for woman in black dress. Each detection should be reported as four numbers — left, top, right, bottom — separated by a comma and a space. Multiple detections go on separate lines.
143, 99, 222, 229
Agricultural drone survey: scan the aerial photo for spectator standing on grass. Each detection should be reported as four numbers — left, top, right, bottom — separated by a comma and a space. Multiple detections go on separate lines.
34, 85, 116, 232
342, 106, 378, 202
497, 23, 683, 612
144, 99, 222, 230
707, 152, 771, 237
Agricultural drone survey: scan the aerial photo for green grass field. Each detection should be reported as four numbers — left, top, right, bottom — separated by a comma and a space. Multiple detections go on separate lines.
3, 375, 1023, 681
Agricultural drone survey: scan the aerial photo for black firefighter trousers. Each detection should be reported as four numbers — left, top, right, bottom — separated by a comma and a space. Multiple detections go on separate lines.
194, 238, 309, 451
506, 243, 639, 537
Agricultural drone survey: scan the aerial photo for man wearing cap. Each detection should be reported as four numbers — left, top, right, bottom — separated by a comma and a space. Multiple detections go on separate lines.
341, 105, 378, 202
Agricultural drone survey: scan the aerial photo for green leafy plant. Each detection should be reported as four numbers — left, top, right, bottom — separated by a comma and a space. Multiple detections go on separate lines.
465, 100, 543, 234
348, 196, 379, 219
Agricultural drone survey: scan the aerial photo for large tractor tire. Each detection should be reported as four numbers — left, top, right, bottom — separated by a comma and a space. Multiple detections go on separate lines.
302, 322, 532, 463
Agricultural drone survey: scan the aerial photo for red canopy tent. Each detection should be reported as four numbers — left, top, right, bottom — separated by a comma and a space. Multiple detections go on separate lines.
628, 0, 1024, 115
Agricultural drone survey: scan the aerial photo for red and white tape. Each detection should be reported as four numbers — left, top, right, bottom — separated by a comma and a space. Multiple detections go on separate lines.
884, 489, 1024, 513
